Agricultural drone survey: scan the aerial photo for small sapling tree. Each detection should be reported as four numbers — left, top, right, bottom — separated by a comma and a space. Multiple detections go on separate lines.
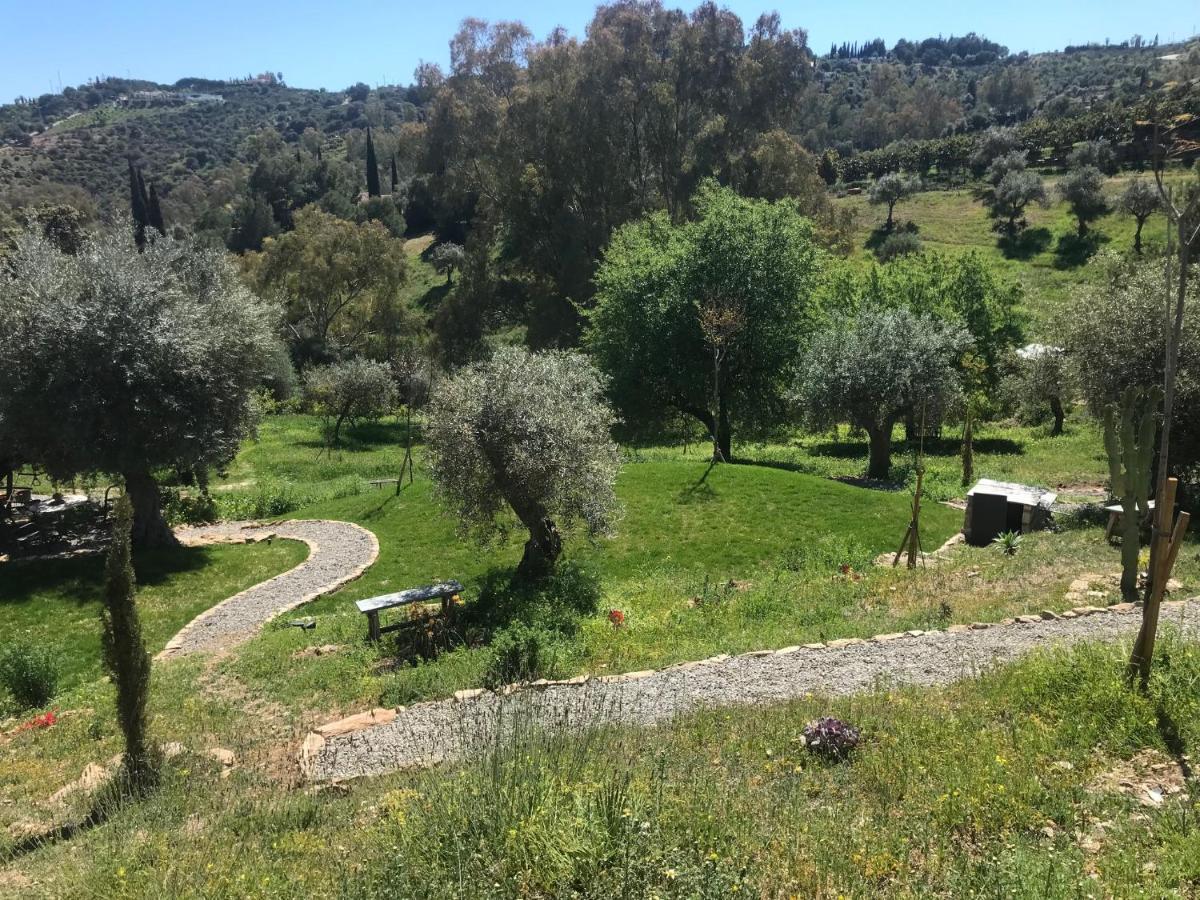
431, 241, 466, 285
868, 172, 920, 232
424, 347, 620, 580
1119, 178, 1161, 255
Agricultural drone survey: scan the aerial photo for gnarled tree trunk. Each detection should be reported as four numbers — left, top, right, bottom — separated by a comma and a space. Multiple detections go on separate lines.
1049, 395, 1065, 436
122, 469, 178, 549
516, 514, 563, 580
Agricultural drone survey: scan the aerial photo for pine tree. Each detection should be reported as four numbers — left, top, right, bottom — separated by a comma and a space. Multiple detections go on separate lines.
390, 153, 399, 194
101, 494, 157, 792
128, 160, 148, 250
365, 128, 381, 198
147, 183, 166, 236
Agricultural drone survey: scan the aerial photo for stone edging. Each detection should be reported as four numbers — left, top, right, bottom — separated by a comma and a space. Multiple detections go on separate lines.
298, 595, 1195, 777
156, 520, 380, 661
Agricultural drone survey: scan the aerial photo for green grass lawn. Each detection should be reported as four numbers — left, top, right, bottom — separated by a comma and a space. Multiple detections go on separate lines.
0, 540, 308, 706
835, 171, 1187, 333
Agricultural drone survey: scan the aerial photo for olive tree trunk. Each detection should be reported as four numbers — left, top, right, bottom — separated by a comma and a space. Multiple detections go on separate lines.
1049, 395, 1065, 436
122, 470, 178, 549
515, 513, 563, 580
866, 421, 894, 480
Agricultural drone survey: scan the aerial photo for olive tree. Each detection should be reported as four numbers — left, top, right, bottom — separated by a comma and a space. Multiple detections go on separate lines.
794, 307, 970, 479
1119, 178, 1161, 255
0, 226, 281, 546
430, 241, 466, 285
1014, 344, 1069, 435
1058, 166, 1108, 236
424, 347, 620, 579
304, 358, 397, 445
989, 169, 1047, 235
868, 172, 920, 231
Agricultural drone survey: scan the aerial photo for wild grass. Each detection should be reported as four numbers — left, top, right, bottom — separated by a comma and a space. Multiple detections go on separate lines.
6, 636, 1200, 897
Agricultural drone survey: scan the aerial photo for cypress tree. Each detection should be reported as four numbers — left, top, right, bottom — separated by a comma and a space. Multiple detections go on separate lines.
128, 160, 148, 250
101, 494, 157, 792
365, 128, 381, 197
147, 183, 166, 236
390, 153, 398, 194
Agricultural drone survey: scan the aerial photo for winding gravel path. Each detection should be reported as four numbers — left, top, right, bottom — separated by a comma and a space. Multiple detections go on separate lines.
305, 599, 1200, 781
157, 520, 378, 659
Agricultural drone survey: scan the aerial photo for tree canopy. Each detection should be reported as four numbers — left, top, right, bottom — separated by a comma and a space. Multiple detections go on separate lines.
424, 347, 620, 579
0, 226, 282, 544
588, 182, 821, 459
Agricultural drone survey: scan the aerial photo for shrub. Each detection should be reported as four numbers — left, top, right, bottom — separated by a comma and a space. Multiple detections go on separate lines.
0, 640, 59, 710
484, 624, 567, 688
874, 230, 922, 262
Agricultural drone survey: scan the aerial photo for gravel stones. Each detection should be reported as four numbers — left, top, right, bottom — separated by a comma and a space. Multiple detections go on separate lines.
158, 520, 378, 658
305, 600, 1199, 782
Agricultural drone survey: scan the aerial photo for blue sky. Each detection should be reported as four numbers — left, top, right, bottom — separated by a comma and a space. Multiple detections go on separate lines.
2, 0, 1196, 102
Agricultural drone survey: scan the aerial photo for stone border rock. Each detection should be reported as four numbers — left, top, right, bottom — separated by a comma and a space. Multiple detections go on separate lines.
156, 520, 379, 659
301, 596, 1199, 781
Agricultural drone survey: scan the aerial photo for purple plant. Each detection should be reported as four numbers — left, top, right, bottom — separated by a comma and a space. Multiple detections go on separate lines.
802, 717, 861, 760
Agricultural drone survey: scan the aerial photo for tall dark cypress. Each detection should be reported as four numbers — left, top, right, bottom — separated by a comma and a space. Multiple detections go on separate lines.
101, 494, 157, 792
390, 154, 398, 194
365, 128, 381, 198
147, 183, 166, 236
128, 160, 148, 249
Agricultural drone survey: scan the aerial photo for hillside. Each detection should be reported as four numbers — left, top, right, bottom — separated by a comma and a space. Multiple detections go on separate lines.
0, 77, 423, 216
0, 34, 1193, 221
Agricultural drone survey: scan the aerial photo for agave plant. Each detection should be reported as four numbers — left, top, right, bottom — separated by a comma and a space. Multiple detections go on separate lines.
992, 530, 1022, 556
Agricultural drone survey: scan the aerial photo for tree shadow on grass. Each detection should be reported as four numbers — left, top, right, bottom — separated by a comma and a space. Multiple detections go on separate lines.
295, 418, 418, 452
677, 458, 719, 504
0, 546, 209, 608
997, 226, 1052, 260
1053, 231, 1108, 269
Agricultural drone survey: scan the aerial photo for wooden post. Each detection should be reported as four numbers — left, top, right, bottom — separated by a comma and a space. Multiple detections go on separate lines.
892, 469, 924, 569
1129, 477, 1185, 687
367, 610, 381, 643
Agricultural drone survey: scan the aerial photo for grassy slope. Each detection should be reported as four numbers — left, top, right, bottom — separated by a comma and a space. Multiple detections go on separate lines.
0, 541, 308, 703
835, 171, 1183, 333
6, 639, 1200, 897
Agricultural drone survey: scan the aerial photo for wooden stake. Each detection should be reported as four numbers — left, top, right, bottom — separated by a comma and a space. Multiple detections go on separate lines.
1129, 476, 1184, 687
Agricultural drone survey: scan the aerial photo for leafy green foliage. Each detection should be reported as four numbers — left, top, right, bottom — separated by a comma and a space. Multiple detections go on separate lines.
1057, 165, 1108, 235
0, 640, 58, 710
868, 172, 920, 229
589, 183, 820, 455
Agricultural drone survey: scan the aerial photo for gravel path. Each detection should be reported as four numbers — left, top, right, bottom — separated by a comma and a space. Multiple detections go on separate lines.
306, 600, 1200, 781
157, 520, 378, 658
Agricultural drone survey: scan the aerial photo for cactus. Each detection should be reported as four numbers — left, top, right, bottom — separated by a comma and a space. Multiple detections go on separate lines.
1102, 386, 1161, 599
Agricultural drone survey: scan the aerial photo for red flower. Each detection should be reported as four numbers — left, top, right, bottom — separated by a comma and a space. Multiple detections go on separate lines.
17, 709, 57, 732
608, 609, 626, 628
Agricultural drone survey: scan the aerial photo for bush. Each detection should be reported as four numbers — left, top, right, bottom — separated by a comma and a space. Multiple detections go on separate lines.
304, 358, 397, 444
484, 623, 568, 688
874, 230, 922, 262
0, 641, 59, 709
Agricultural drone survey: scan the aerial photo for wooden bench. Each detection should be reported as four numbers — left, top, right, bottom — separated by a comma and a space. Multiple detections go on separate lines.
356, 580, 464, 642
368, 478, 399, 490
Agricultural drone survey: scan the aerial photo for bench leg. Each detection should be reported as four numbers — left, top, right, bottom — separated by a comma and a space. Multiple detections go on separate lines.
1105, 511, 1119, 542
367, 610, 381, 642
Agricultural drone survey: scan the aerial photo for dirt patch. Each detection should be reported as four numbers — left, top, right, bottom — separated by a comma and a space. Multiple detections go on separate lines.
1089, 749, 1191, 808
